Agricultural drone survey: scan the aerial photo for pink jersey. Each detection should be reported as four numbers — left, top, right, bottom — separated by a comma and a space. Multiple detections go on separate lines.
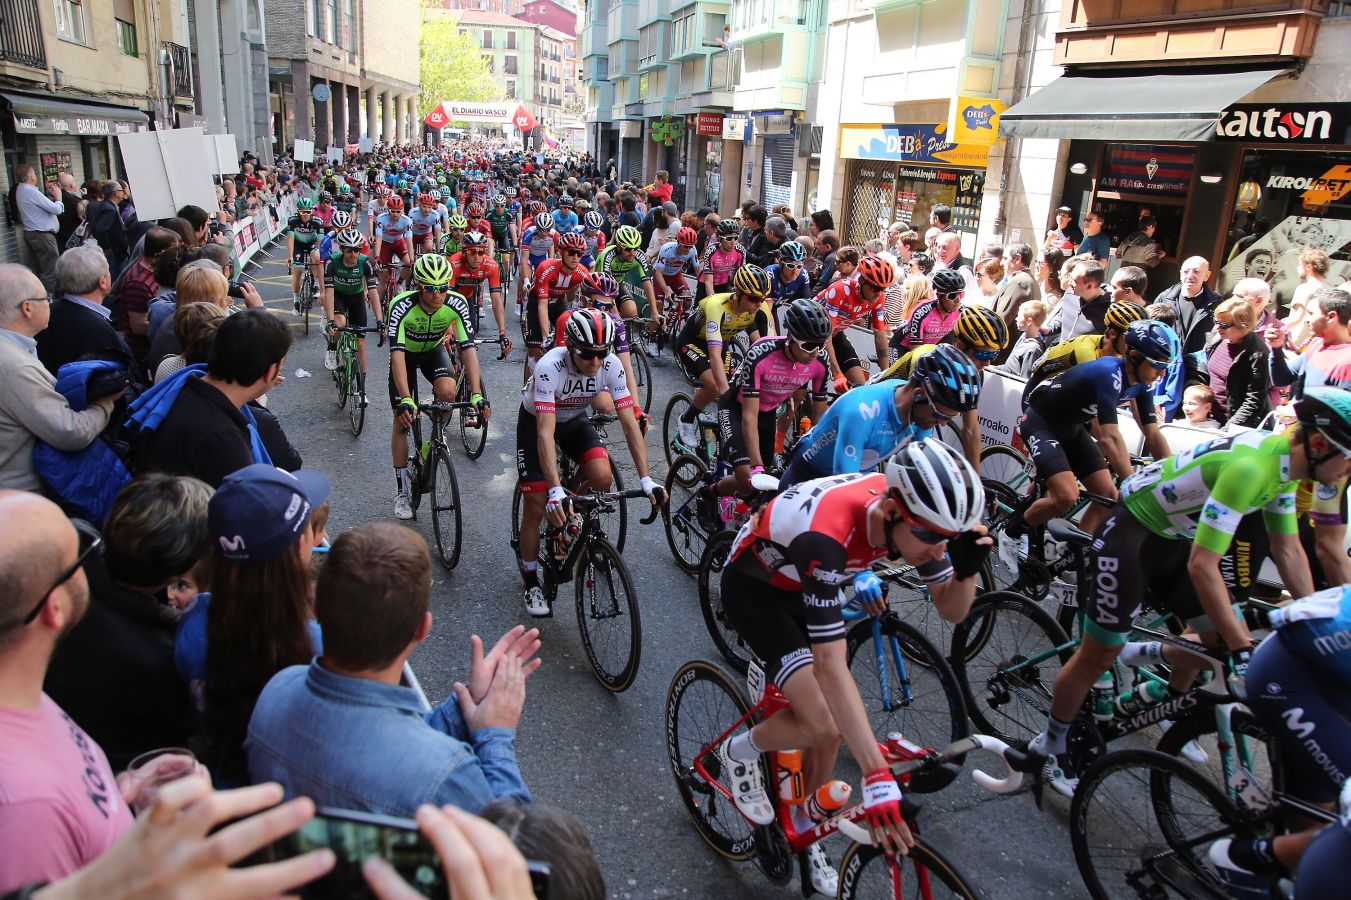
700, 246, 744, 287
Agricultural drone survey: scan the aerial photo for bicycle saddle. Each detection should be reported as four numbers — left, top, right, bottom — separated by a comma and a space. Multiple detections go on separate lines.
1046, 518, 1093, 547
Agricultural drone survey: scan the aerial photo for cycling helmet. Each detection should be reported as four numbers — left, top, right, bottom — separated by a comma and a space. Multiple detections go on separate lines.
438, 188, 452, 202
883, 440, 984, 535
614, 225, 643, 250
910, 344, 982, 412
1122, 319, 1179, 368
565, 308, 616, 350
297, 197, 316, 210
1103, 301, 1146, 333
447, 214, 468, 230
732, 265, 772, 299
1295, 386, 1351, 457
930, 268, 966, 297
339, 183, 352, 194
417, 192, 435, 207
437, 176, 447, 185
376, 185, 391, 197
559, 195, 575, 208
556, 232, 587, 254
777, 241, 806, 264
466, 202, 484, 218
954, 306, 1009, 352
584, 271, 620, 298
676, 227, 698, 247
386, 196, 405, 211
461, 231, 489, 249
716, 219, 740, 238
336, 228, 364, 250
493, 194, 507, 206
319, 191, 333, 202
396, 179, 408, 189
584, 210, 605, 230
331, 211, 353, 229
783, 298, 831, 344
857, 257, 896, 291
529, 201, 547, 214
534, 212, 553, 232
412, 253, 452, 287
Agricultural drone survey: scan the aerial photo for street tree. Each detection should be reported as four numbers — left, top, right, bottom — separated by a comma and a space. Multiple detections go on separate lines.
419, 1, 502, 121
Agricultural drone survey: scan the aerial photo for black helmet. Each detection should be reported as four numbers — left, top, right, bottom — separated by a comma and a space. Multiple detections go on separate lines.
930, 268, 966, 297
909, 344, 981, 412
783, 298, 831, 344
716, 219, 740, 238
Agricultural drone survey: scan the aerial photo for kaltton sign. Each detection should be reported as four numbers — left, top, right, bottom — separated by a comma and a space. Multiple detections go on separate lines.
1216, 104, 1351, 144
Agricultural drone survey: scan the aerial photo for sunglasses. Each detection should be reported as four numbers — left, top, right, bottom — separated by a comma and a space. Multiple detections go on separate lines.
9, 519, 101, 629
592, 299, 615, 309
895, 504, 954, 545
969, 349, 999, 362
1215, 321, 1242, 331
573, 347, 608, 360
938, 290, 964, 301
561, 249, 582, 257
422, 285, 450, 294
791, 336, 823, 353
781, 262, 802, 270
464, 249, 485, 255
914, 386, 959, 424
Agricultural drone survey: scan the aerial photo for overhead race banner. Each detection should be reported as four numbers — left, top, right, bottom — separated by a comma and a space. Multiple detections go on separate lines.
839, 123, 990, 169
442, 101, 515, 123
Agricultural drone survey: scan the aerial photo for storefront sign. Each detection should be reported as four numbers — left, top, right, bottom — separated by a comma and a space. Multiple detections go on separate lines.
1263, 164, 1351, 208
694, 113, 723, 137
441, 101, 515, 123
838, 124, 989, 169
948, 95, 1007, 147
755, 113, 794, 136
723, 115, 748, 141
1098, 144, 1195, 196
40, 151, 71, 187
12, 111, 144, 136
1216, 103, 1351, 145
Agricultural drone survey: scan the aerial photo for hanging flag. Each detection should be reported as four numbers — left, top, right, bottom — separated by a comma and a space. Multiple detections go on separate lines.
541, 128, 560, 149
423, 103, 449, 129
512, 105, 538, 132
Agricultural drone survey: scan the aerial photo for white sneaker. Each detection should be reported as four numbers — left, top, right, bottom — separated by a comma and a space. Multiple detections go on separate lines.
804, 845, 838, 896
714, 738, 774, 826
324, 350, 337, 370
1043, 754, 1079, 799
646, 342, 659, 358
677, 418, 697, 449
292, 297, 302, 315
524, 585, 550, 617
394, 493, 414, 520
1159, 721, 1209, 764
1207, 839, 1256, 876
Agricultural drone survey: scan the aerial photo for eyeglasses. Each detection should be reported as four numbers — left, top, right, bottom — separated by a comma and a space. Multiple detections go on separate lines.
422, 285, 450, 294
573, 346, 609, 360
7, 519, 101, 629
1215, 320, 1242, 331
969, 348, 999, 362
24, 294, 52, 305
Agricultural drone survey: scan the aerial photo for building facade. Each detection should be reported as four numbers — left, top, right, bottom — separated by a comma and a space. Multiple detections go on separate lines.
580, 0, 617, 164
446, 10, 567, 134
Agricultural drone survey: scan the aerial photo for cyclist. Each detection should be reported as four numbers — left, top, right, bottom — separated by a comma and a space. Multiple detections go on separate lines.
437, 186, 456, 221
387, 254, 488, 521
594, 224, 660, 323
409, 193, 442, 256
524, 232, 590, 373
440, 214, 468, 258
373, 195, 415, 299
579, 209, 607, 269
718, 441, 990, 887
464, 202, 488, 244
286, 197, 324, 316
334, 182, 357, 218
515, 309, 664, 616
448, 230, 508, 347
367, 185, 390, 235
892, 268, 966, 355
551, 194, 579, 233
818, 256, 895, 391
318, 209, 356, 263
699, 219, 745, 302
1011, 319, 1174, 543
673, 265, 774, 450
1024, 388, 1350, 797
321, 228, 382, 389
553, 272, 644, 428
486, 194, 517, 261
765, 241, 813, 331
652, 226, 700, 314
1019, 300, 1146, 401
314, 192, 335, 228
780, 344, 981, 488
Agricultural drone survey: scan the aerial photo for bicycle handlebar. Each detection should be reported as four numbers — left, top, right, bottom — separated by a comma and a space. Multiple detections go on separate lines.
417, 399, 477, 414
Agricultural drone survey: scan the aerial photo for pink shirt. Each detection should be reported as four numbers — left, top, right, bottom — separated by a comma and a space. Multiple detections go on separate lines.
0, 695, 133, 892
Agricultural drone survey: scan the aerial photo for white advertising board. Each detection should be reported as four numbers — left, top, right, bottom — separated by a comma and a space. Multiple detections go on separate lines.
115, 128, 218, 221
293, 139, 315, 163
211, 134, 239, 176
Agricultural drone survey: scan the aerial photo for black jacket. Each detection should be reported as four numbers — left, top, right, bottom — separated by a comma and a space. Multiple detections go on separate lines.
747, 232, 781, 270
36, 296, 142, 385
86, 198, 129, 261
132, 375, 255, 486
1157, 282, 1224, 356
1212, 331, 1271, 428
57, 190, 82, 248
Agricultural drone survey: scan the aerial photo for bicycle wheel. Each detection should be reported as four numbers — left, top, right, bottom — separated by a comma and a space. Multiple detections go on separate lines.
574, 536, 641, 692
663, 391, 696, 468
347, 367, 366, 437
302, 272, 313, 335
429, 448, 462, 569
698, 531, 755, 675
981, 478, 1024, 594
1071, 749, 1257, 900
980, 443, 1035, 497
631, 347, 653, 414
459, 382, 489, 459
1155, 707, 1283, 812
664, 454, 711, 574
951, 591, 1073, 745
664, 661, 757, 862
837, 837, 979, 900
845, 616, 968, 792
334, 343, 351, 408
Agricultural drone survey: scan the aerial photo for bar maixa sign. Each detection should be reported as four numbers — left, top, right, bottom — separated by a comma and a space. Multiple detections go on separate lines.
13, 112, 144, 136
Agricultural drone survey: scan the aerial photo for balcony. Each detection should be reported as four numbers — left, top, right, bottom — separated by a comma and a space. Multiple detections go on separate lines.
606, 2, 639, 43
164, 41, 194, 102
730, 0, 821, 43
0, 0, 45, 72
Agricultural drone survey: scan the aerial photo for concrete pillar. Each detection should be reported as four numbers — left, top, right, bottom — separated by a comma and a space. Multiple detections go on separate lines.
382, 89, 395, 146
313, 79, 331, 148
398, 95, 409, 144
193, 1, 227, 134
347, 84, 361, 144
365, 86, 378, 142
291, 61, 312, 148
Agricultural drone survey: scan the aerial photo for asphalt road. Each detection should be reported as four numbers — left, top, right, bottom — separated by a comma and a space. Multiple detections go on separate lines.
243, 245, 1088, 899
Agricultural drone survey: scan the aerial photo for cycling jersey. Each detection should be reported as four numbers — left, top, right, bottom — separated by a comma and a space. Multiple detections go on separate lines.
521, 344, 632, 422
521, 225, 555, 266
314, 207, 334, 228
386, 290, 473, 354
441, 235, 462, 257
486, 208, 514, 241
551, 209, 579, 232
698, 245, 744, 289
449, 252, 501, 299
531, 258, 589, 307
791, 380, 932, 477
287, 215, 323, 245
367, 199, 387, 221
1021, 333, 1108, 403
579, 228, 606, 268
374, 212, 414, 243
896, 299, 959, 350
1269, 584, 1351, 686
594, 244, 654, 285
765, 264, 811, 305
1024, 355, 1157, 428
681, 293, 771, 349
409, 208, 439, 237
324, 254, 376, 295
729, 336, 828, 409
654, 243, 699, 278
817, 277, 884, 334
1119, 429, 1296, 555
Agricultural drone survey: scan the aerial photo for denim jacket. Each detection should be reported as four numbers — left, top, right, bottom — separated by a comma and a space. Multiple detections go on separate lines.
245, 661, 530, 816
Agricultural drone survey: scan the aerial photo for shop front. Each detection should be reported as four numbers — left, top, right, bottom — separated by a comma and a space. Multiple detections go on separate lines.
838, 122, 990, 254
684, 112, 725, 211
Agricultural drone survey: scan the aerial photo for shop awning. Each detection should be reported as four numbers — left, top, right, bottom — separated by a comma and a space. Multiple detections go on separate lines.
999, 68, 1286, 142
2, 92, 149, 137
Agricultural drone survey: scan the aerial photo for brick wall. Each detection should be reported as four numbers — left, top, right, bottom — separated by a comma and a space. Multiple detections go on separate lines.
263, 0, 309, 58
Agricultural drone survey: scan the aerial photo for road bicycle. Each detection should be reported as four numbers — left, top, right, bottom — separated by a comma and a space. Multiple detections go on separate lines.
379, 261, 413, 315
509, 486, 657, 692
661, 453, 745, 573
330, 324, 382, 436
494, 242, 516, 291
402, 399, 476, 570
664, 657, 1025, 898
661, 391, 723, 470
445, 335, 507, 459
292, 259, 320, 335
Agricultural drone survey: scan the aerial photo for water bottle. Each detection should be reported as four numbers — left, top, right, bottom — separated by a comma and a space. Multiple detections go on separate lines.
417, 439, 431, 467
1092, 672, 1115, 723
776, 749, 805, 804
1115, 679, 1170, 716
802, 780, 852, 823
719, 495, 739, 524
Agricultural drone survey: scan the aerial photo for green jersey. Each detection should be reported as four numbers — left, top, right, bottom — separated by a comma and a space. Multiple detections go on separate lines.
324, 254, 375, 295
1120, 430, 1298, 555
386, 290, 472, 353
486, 208, 514, 240
440, 234, 462, 257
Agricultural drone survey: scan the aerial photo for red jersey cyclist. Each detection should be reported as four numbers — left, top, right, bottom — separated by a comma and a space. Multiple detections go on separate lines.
448, 230, 509, 351
524, 232, 589, 376
373, 195, 414, 298
817, 256, 896, 391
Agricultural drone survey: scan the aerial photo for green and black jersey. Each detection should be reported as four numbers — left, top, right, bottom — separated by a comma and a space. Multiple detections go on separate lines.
324, 253, 376, 295
386, 290, 473, 353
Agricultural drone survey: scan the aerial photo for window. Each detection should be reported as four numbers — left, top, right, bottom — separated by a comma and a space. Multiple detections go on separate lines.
483, 29, 494, 48
484, 55, 494, 72
507, 30, 517, 49
54, 0, 89, 44
343, 0, 355, 49
1331, 0, 1351, 15
326, 0, 338, 42
115, 19, 137, 55
506, 80, 516, 98
504, 54, 519, 74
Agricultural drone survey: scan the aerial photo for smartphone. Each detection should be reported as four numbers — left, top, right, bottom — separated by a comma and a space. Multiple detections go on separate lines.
273, 807, 549, 899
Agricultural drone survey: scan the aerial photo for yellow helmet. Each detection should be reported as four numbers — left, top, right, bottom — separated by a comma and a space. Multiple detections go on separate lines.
1104, 301, 1146, 333
732, 265, 771, 299
953, 306, 1008, 352
412, 253, 452, 287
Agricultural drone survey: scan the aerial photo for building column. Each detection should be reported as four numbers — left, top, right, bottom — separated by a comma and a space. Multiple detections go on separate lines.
291, 61, 313, 148
347, 84, 361, 144
313, 79, 331, 148
194, 1, 227, 134
332, 82, 347, 150
398, 95, 410, 144
365, 86, 378, 142
382, 89, 395, 146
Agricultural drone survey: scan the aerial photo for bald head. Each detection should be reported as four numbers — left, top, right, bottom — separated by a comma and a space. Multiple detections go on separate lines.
0, 492, 75, 646
1180, 256, 1210, 297
1232, 277, 1273, 312
936, 232, 961, 264
57, 173, 77, 192
0, 263, 44, 326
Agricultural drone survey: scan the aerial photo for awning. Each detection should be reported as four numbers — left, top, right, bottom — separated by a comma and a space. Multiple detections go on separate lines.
2, 92, 149, 137
999, 68, 1286, 142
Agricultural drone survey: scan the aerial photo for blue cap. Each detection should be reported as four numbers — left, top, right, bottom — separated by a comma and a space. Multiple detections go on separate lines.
208, 465, 331, 563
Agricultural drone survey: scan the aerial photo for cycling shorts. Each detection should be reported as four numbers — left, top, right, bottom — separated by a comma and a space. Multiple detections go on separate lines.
778, 444, 826, 492
332, 291, 369, 329
378, 238, 411, 265
524, 297, 568, 349
291, 245, 319, 266
832, 331, 862, 373
515, 405, 609, 493
679, 340, 712, 380
721, 566, 816, 688
717, 395, 777, 470
1247, 633, 1351, 804
388, 347, 454, 410
1019, 409, 1106, 481
1079, 504, 1205, 642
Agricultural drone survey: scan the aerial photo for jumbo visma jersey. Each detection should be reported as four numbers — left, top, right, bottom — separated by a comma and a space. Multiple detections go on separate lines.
1119, 430, 1297, 555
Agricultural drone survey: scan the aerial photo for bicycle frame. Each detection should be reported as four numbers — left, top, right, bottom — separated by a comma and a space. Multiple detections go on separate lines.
845, 606, 920, 715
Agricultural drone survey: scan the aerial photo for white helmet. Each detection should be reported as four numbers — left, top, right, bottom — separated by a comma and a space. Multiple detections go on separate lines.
332, 210, 353, 229
882, 440, 983, 534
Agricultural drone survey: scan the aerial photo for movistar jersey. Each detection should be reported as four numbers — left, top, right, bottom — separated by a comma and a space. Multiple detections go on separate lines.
1269, 585, 1351, 686
794, 380, 932, 475
386, 290, 472, 353
1119, 430, 1297, 554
